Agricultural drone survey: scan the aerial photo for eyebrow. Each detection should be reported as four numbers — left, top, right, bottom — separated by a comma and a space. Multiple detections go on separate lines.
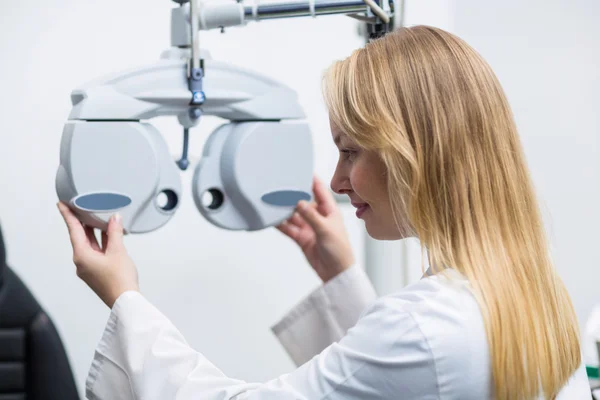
333, 135, 342, 146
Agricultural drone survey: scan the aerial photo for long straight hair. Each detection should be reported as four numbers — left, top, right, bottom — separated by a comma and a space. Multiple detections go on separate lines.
322, 25, 580, 399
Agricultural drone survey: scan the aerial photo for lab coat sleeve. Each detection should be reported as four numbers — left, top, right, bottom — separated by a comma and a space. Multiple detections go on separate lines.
270, 265, 377, 366
86, 287, 432, 400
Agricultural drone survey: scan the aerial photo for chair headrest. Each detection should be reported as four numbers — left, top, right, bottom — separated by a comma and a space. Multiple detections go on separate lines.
0, 223, 6, 269
0, 224, 5, 287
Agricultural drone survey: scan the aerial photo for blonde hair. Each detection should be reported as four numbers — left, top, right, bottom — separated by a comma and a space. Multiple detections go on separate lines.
323, 25, 580, 399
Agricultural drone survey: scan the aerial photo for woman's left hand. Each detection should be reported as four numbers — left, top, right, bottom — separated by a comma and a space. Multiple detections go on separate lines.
57, 202, 139, 308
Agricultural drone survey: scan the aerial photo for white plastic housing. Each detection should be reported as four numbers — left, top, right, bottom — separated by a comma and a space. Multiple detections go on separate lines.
57, 52, 313, 233
67, 58, 305, 122
171, 1, 246, 47
193, 121, 313, 230
56, 121, 182, 233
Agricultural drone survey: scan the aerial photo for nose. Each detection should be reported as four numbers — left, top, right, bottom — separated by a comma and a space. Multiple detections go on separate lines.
330, 163, 352, 195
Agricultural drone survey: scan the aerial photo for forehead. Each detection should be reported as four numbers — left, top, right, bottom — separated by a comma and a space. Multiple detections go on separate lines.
330, 122, 347, 145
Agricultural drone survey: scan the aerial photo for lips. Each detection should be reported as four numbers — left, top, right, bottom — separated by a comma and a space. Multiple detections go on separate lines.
351, 201, 370, 218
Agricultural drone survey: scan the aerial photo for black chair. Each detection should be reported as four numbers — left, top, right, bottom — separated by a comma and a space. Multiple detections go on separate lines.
0, 224, 80, 400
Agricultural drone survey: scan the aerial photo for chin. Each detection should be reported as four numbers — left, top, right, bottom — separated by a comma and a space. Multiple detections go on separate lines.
364, 223, 406, 241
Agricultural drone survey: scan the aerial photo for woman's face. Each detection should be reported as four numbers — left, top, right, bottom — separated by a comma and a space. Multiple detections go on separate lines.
329, 120, 409, 240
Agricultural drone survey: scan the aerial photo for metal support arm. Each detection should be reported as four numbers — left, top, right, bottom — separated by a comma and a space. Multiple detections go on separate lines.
244, 0, 368, 20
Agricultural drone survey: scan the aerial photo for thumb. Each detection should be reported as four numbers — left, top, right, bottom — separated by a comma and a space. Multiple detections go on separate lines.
106, 213, 124, 252
296, 201, 327, 235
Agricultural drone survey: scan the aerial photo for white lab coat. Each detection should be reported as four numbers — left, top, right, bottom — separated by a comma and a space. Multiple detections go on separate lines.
84, 266, 591, 399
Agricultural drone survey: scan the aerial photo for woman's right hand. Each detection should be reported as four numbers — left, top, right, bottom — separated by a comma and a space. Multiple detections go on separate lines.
277, 176, 355, 283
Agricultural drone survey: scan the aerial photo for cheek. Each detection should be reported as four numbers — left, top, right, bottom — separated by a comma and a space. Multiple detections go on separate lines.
347, 162, 367, 196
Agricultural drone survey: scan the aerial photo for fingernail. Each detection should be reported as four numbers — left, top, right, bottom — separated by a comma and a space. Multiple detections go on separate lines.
297, 200, 307, 210
113, 213, 122, 224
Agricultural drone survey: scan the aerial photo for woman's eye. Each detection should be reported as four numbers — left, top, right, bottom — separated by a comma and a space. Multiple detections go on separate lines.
340, 149, 357, 160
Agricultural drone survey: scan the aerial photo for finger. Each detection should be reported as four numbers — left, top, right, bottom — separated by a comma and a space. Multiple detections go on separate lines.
57, 202, 90, 254
101, 231, 108, 251
106, 213, 124, 253
288, 212, 308, 229
276, 221, 301, 243
296, 200, 327, 235
84, 226, 101, 252
313, 175, 337, 215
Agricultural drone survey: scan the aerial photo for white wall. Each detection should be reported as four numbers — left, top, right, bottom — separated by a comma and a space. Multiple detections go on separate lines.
451, 0, 600, 342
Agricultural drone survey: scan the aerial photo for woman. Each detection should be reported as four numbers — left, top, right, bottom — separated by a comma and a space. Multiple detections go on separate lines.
57, 25, 590, 399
